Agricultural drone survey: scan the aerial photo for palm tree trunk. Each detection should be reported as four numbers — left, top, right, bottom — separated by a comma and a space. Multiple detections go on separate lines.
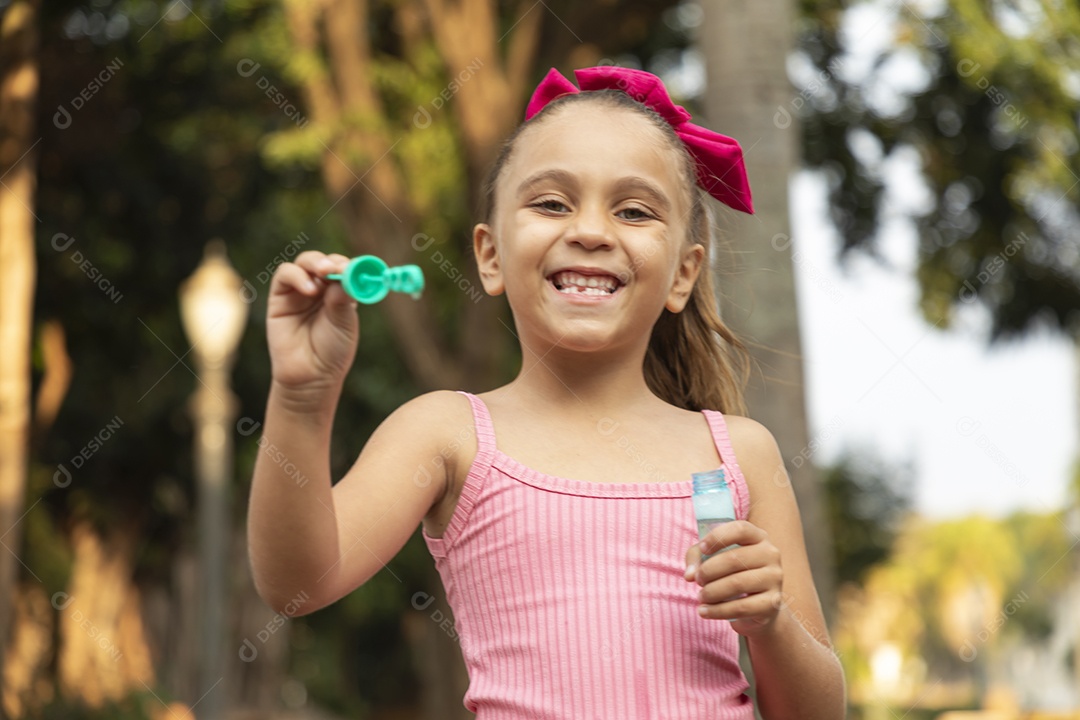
700, 0, 837, 621
0, 0, 41, 678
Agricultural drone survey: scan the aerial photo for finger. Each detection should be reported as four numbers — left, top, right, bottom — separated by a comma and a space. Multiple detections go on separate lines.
699, 563, 782, 605
699, 520, 764, 557
271, 262, 321, 297
684, 543, 703, 581
698, 539, 781, 584
292, 251, 332, 276
325, 252, 350, 267
698, 590, 783, 623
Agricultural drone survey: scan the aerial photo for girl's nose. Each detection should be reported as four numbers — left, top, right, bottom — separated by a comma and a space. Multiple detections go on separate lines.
565, 206, 615, 251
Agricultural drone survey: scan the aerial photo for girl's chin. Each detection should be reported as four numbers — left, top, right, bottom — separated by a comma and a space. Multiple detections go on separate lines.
526, 324, 632, 355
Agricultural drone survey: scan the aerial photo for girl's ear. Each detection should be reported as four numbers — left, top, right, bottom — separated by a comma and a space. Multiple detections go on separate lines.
665, 243, 705, 313
473, 223, 505, 296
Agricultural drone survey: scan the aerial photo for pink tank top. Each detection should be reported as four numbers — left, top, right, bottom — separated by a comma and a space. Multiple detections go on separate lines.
422, 392, 755, 719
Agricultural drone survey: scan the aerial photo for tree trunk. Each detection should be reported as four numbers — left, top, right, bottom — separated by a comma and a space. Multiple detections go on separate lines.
1, 583, 55, 717
0, 0, 41, 680
56, 520, 156, 706
700, 0, 836, 620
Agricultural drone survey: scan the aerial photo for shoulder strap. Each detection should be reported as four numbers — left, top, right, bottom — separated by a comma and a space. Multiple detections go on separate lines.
702, 410, 752, 521
457, 391, 497, 457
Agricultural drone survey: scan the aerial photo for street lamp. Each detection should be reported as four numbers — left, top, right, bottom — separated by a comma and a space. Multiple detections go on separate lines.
179, 240, 248, 719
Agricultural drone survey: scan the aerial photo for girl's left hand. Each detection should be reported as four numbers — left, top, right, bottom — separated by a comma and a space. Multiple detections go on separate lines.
684, 520, 784, 636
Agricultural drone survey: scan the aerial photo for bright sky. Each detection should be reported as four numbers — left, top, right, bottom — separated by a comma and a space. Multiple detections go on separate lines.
788, 0, 1076, 519
791, 168, 1077, 519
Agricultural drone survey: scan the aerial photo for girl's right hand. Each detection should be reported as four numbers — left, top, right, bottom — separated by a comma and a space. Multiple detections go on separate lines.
266, 251, 359, 396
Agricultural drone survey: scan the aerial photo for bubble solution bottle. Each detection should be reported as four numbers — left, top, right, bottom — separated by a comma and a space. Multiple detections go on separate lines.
691, 468, 736, 560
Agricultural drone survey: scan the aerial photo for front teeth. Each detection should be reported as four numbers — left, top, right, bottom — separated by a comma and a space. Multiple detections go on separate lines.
551, 271, 619, 295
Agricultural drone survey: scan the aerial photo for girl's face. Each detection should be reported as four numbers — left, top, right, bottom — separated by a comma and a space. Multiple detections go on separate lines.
474, 103, 704, 356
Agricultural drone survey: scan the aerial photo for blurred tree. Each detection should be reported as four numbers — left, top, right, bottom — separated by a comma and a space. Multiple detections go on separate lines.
835, 511, 1074, 707
0, 0, 41, 684
795, 0, 1080, 339
17, 0, 344, 714
822, 451, 912, 587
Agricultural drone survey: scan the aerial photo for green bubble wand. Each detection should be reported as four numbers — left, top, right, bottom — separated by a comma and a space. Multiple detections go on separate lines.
326, 255, 424, 304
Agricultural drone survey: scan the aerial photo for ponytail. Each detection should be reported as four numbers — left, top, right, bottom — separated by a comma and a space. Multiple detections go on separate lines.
643, 195, 749, 414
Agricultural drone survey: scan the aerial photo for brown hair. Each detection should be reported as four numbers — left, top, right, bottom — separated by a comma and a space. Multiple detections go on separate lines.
480, 90, 749, 415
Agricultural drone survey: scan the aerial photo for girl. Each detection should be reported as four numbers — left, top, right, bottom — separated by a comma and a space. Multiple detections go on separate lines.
248, 66, 845, 719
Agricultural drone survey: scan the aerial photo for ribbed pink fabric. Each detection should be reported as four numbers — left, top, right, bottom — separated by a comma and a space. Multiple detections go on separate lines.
422, 392, 755, 719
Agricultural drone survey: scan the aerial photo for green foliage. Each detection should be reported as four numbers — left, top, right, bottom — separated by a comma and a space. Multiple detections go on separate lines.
836, 508, 1076, 699
796, 0, 1080, 340
823, 450, 913, 586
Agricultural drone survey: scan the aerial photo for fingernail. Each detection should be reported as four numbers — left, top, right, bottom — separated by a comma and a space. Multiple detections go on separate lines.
697, 606, 708, 617
685, 564, 697, 577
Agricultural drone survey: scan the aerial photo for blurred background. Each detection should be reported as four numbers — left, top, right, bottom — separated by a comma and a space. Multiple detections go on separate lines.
1, 0, 1078, 718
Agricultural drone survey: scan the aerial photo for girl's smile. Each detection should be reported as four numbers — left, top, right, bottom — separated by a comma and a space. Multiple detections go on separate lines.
547, 268, 624, 301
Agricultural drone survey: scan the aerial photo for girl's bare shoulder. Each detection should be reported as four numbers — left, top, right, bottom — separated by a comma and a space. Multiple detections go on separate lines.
388, 390, 476, 452
720, 414, 785, 485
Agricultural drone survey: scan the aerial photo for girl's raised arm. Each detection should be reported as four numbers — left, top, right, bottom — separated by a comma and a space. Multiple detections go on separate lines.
247, 252, 468, 615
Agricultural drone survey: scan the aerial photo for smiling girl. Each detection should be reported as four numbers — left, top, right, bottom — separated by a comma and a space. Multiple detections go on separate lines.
248, 67, 845, 719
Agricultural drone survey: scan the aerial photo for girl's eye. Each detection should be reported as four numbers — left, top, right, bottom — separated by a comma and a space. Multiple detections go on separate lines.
617, 206, 655, 221
531, 199, 569, 213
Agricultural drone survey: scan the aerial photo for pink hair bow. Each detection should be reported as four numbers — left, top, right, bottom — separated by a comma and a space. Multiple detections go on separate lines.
525, 67, 754, 215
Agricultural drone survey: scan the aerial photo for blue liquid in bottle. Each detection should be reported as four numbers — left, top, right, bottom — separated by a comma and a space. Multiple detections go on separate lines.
691, 468, 736, 560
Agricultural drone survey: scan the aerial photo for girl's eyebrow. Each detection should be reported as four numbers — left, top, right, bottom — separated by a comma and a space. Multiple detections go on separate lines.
516, 168, 578, 198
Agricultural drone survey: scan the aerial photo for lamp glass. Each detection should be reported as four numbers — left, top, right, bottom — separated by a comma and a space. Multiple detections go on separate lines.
180, 244, 248, 366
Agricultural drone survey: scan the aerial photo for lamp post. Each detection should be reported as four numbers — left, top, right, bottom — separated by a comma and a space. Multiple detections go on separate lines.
179, 240, 248, 719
